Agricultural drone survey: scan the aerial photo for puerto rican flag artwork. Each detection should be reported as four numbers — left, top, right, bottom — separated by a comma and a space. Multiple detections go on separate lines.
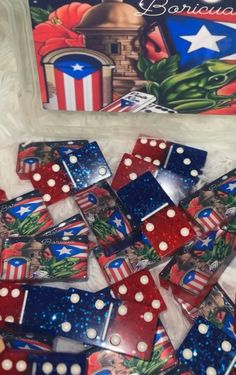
218, 177, 236, 196
195, 207, 222, 232
100, 91, 156, 113
55, 220, 88, 237
107, 211, 132, 239
51, 54, 102, 111
192, 231, 218, 255
181, 270, 209, 295
76, 191, 98, 211
20, 157, 40, 174
11, 339, 51, 351
49, 242, 88, 261
2, 257, 30, 280
166, 15, 236, 69
8, 197, 46, 221
154, 325, 176, 366
105, 257, 132, 284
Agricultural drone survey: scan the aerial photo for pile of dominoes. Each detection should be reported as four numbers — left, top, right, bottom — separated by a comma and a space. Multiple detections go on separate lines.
0, 137, 235, 375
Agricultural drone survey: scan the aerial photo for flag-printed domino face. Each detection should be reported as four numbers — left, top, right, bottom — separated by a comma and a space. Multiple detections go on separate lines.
0, 327, 53, 351
87, 320, 176, 374
140, 103, 177, 114
100, 91, 156, 113
61, 142, 111, 190
20, 285, 158, 360
0, 282, 25, 324
132, 138, 171, 167
0, 236, 89, 281
181, 168, 236, 232
94, 233, 161, 285
142, 206, 196, 257
16, 140, 88, 180
75, 181, 137, 255
117, 172, 173, 223
0, 347, 29, 375
0, 191, 53, 237
30, 161, 72, 206
163, 143, 207, 183
160, 227, 236, 301
38, 214, 89, 238
111, 270, 166, 313
111, 153, 158, 191
177, 317, 236, 375
28, 352, 87, 375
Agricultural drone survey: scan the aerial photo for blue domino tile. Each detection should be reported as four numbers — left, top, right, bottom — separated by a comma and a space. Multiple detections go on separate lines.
28, 351, 87, 375
21, 285, 120, 346
117, 172, 173, 222
61, 142, 112, 190
164, 143, 207, 183
177, 316, 236, 375
156, 167, 195, 205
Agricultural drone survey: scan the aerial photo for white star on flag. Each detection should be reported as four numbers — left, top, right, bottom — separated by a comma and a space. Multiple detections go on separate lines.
200, 237, 213, 247
17, 206, 31, 216
57, 246, 72, 256
113, 217, 122, 228
72, 64, 84, 71
226, 182, 236, 191
64, 149, 73, 155
180, 25, 226, 53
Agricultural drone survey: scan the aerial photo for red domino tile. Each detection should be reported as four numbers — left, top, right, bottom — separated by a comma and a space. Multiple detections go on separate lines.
132, 137, 171, 166
142, 205, 196, 257
111, 270, 166, 314
29, 161, 72, 205
0, 282, 25, 325
111, 153, 158, 191
0, 345, 29, 374
106, 300, 159, 360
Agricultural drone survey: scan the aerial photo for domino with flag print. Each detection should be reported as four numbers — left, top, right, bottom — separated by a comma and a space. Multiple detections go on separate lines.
160, 226, 236, 306
100, 91, 156, 113
0, 326, 53, 352
163, 142, 207, 185
0, 236, 89, 281
142, 205, 196, 258
30, 160, 72, 206
37, 213, 89, 238
0, 191, 53, 238
87, 319, 177, 375
61, 142, 112, 191
117, 172, 173, 224
75, 180, 138, 256
177, 316, 236, 375
176, 284, 236, 341
132, 137, 171, 167
16, 284, 159, 360
16, 140, 88, 180
181, 168, 236, 233
94, 233, 161, 285
111, 153, 158, 191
